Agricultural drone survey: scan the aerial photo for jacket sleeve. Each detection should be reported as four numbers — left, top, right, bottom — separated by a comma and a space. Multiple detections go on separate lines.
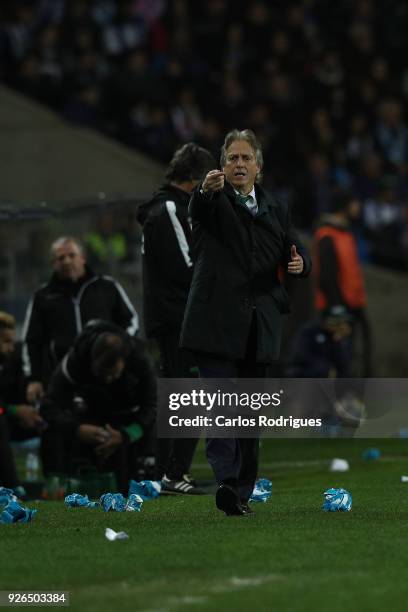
109, 279, 140, 336
0, 344, 26, 404
144, 203, 193, 285
21, 294, 46, 382
189, 184, 219, 224
318, 236, 343, 306
40, 358, 78, 435
282, 203, 312, 277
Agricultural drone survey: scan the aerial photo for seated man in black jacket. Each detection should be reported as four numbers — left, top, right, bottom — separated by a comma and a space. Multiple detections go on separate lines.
40, 321, 156, 493
286, 308, 353, 379
287, 308, 365, 432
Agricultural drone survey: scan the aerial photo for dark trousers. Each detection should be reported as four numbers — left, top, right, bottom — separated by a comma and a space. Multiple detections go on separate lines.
77, 436, 155, 494
155, 332, 199, 480
0, 415, 45, 487
195, 313, 268, 503
0, 413, 19, 488
41, 421, 156, 494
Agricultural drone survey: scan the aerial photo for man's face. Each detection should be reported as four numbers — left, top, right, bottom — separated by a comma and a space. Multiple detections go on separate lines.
93, 358, 125, 384
52, 241, 86, 282
222, 140, 260, 195
0, 328, 15, 357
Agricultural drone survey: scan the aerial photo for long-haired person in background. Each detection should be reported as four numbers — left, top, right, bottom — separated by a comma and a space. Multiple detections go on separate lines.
138, 143, 215, 494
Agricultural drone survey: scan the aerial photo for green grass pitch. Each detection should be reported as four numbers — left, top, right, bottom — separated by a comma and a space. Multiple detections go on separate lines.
1, 439, 408, 612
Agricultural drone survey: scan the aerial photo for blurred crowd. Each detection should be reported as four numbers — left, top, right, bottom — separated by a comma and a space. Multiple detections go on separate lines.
1, 0, 408, 269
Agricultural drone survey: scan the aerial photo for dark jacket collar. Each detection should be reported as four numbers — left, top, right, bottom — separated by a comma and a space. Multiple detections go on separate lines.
137, 183, 190, 225
255, 184, 279, 215
48, 265, 96, 295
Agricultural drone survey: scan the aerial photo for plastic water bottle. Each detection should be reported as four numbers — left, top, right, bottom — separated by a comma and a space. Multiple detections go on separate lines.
25, 452, 39, 482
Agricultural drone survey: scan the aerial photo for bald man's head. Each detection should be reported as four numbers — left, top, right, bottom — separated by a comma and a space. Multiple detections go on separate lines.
51, 237, 86, 282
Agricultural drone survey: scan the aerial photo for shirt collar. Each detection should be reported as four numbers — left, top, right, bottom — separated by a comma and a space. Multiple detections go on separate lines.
234, 186, 257, 202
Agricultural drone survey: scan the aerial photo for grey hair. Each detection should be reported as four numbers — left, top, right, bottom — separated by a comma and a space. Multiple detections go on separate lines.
50, 236, 85, 259
220, 129, 263, 180
0, 310, 15, 330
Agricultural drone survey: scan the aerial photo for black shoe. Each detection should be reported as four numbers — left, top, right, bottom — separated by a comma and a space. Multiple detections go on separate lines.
162, 475, 205, 495
182, 473, 197, 487
216, 485, 246, 516
240, 503, 254, 515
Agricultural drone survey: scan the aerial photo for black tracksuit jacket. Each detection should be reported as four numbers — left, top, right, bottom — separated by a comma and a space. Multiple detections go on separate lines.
137, 184, 193, 338
40, 321, 156, 439
22, 266, 139, 384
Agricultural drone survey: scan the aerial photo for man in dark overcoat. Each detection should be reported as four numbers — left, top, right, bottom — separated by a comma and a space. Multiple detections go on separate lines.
180, 129, 312, 515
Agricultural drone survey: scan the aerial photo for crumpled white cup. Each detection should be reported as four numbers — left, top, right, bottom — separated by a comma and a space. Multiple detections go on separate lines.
329, 458, 350, 472
105, 527, 129, 541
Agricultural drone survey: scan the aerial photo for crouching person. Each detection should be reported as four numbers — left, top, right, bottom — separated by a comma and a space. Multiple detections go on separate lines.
40, 321, 156, 493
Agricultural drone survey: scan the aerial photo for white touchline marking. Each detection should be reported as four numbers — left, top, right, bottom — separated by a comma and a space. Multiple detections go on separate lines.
210, 574, 286, 593
191, 455, 404, 471
192, 459, 328, 470
144, 574, 286, 611
174, 596, 208, 605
